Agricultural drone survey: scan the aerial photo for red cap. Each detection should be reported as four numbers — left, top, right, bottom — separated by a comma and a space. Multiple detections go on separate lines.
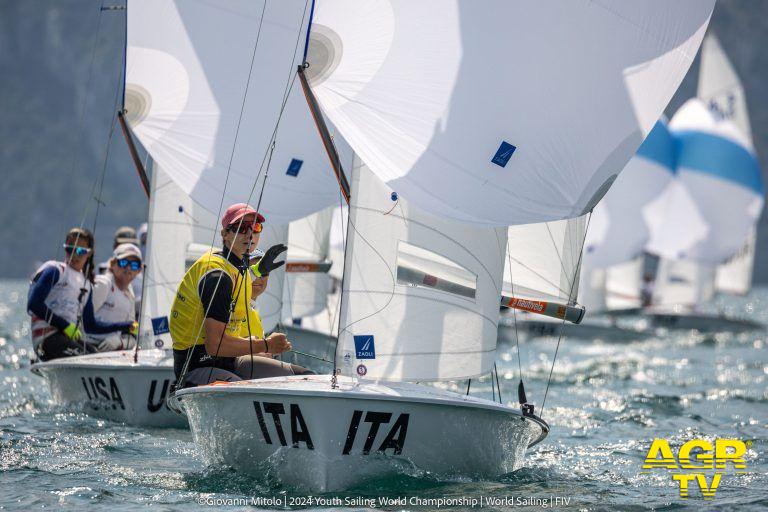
221, 203, 265, 228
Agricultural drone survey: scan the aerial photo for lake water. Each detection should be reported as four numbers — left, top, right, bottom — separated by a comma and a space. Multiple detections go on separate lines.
1, 278, 766, 510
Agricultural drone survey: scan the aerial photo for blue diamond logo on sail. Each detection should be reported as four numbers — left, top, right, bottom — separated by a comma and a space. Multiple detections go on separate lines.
152, 316, 170, 335
491, 141, 516, 167
354, 335, 376, 359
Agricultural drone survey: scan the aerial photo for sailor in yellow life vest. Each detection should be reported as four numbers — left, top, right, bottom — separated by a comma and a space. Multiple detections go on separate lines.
170, 203, 315, 387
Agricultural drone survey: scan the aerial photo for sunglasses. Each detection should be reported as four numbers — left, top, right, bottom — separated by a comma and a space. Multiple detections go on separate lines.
63, 244, 92, 256
117, 259, 142, 271
227, 221, 263, 234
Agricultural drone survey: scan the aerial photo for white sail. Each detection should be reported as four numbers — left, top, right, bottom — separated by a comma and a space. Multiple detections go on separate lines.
605, 258, 645, 310
139, 163, 218, 348
715, 228, 757, 296
652, 259, 716, 308
504, 216, 587, 305
645, 99, 763, 265
583, 121, 676, 269
282, 208, 333, 319
337, 159, 506, 381
125, 0, 348, 224
697, 34, 759, 295
308, 0, 713, 226
698, 33, 751, 139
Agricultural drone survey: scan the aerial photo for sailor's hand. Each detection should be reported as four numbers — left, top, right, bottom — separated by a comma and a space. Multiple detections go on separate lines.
129, 321, 139, 337
257, 244, 287, 276
265, 332, 291, 354
63, 323, 82, 341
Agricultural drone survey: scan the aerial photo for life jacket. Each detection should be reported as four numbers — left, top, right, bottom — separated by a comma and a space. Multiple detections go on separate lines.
86, 272, 135, 341
169, 250, 264, 351
29, 260, 91, 349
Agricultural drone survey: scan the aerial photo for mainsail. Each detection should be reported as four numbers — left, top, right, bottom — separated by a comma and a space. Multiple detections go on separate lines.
698, 33, 760, 295
336, 159, 506, 381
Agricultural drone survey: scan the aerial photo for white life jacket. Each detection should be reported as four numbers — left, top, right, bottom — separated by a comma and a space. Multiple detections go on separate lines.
87, 272, 135, 341
29, 260, 91, 349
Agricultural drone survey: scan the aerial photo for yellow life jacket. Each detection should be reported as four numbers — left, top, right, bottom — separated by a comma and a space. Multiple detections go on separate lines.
169, 250, 264, 350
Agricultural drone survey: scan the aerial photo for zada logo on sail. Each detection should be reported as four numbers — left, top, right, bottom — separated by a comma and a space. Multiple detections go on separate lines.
642, 437, 751, 500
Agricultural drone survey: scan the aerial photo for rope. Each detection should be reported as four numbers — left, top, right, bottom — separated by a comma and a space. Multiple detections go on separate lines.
540, 211, 592, 416
176, 0, 311, 387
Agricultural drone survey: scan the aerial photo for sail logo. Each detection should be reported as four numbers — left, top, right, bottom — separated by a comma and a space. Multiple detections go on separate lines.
491, 141, 517, 168
286, 158, 303, 177
354, 335, 376, 359
152, 316, 170, 335
642, 438, 750, 500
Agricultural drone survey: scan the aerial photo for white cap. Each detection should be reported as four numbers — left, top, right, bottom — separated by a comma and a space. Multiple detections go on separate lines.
113, 243, 143, 261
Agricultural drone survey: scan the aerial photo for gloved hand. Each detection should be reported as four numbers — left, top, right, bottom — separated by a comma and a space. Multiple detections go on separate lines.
63, 323, 82, 341
256, 244, 287, 276
129, 321, 139, 337
97, 335, 124, 352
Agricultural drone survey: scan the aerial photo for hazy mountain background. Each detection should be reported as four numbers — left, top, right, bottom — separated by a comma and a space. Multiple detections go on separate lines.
0, 1, 766, 280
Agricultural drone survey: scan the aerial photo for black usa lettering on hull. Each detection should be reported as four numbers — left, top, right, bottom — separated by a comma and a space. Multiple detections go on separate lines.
251, 402, 409, 455
80, 376, 125, 410
147, 379, 173, 412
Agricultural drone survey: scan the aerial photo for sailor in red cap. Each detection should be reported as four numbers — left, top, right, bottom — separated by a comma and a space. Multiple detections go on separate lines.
169, 203, 313, 387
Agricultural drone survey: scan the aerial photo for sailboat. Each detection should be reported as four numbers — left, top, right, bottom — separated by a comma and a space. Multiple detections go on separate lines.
642, 97, 763, 332
124, 0, 717, 490
509, 121, 676, 342
29, 0, 357, 425
640, 32, 763, 332
577, 33, 764, 334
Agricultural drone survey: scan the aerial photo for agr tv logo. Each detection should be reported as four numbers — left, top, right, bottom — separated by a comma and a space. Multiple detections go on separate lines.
642, 438, 750, 500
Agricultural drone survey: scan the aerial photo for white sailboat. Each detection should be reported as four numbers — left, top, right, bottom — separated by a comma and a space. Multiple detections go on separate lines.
157, 0, 714, 490
29, 0, 355, 425
642, 32, 764, 331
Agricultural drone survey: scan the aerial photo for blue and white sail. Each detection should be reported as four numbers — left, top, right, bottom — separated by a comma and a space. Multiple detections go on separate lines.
578, 120, 676, 311
646, 99, 763, 265
698, 34, 760, 295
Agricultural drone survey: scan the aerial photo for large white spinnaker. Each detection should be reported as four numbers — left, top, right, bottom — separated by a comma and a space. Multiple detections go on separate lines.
125, 0, 347, 225
308, 0, 714, 226
697, 34, 760, 295
337, 160, 507, 382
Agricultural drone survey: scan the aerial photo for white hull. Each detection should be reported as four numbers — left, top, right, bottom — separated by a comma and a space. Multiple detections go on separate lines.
175, 375, 547, 491
28, 326, 336, 428
30, 349, 184, 428
502, 319, 652, 342
646, 310, 763, 332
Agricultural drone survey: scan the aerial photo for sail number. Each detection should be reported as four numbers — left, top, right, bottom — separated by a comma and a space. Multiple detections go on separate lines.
80, 376, 173, 412
253, 401, 409, 455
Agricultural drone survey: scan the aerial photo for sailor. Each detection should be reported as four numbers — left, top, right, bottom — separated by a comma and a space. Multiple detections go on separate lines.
170, 203, 314, 387
84, 243, 143, 351
97, 226, 140, 275
27, 228, 138, 361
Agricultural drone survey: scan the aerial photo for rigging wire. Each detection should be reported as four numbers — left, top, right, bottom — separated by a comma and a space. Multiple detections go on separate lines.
540, 211, 593, 416
177, 0, 313, 388
53, 1, 107, 262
